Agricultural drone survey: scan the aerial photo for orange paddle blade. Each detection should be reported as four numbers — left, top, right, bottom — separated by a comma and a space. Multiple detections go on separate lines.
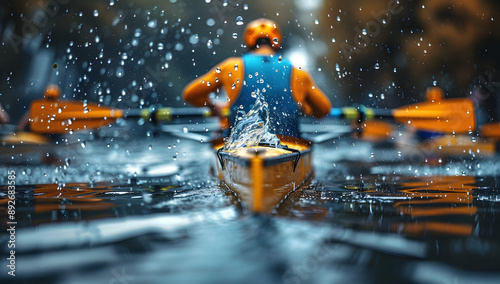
480, 122, 500, 140
391, 98, 475, 134
29, 100, 124, 134
358, 120, 394, 142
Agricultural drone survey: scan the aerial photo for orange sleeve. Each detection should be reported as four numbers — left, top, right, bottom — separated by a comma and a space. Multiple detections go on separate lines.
182, 57, 243, 107
182, 64, 223, 107
291, 68, 331, 118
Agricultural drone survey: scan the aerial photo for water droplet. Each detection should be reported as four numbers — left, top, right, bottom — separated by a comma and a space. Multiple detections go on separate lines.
215, 67, 221, 73
272, 38, 279, 45
81, 141, 86, 148
116, 66, 124, 78
93, 10, 99, 17
206, 18, 215, 27
134, 29, 141, 38
205, 0, 211, 3
189, 34, 199, 44
207, 40, 213, 49
232, 33, 238, 39
374, 63, 380, 70
244, 4, 249, 10
174, 43, 184, 51
148, 19, 157, 29
236, 16, 244, 26
148, 145, 152, 150
314, 19, 319, 25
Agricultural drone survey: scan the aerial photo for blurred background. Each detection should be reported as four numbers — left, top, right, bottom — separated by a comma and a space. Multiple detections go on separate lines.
1, 0, 500, 124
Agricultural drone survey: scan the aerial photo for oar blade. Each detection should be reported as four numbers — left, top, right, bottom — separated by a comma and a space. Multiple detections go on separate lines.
29, 100, 123, 134
480, 122, 500, 139
358, 120, 394, 141
392, 98, 475, 134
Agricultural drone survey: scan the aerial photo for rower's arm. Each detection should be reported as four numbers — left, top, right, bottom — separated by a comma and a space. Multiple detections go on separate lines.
183, 57, 242, 107
183, 64, 224, 107
291, 68, 331, 118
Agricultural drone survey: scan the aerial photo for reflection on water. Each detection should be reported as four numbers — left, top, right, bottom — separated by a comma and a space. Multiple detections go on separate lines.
1, 136, 500, 283
279, 175, 498, 238
389, 176, 477, 236
32, 183, 114, 222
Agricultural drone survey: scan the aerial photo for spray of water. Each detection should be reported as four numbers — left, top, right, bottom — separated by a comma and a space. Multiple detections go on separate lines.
223, 91, 281, 150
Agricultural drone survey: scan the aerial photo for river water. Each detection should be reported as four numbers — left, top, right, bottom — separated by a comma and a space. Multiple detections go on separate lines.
1, 122, 500, 284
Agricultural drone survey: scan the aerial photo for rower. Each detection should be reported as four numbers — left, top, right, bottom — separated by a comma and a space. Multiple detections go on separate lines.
182, 18, 332, 137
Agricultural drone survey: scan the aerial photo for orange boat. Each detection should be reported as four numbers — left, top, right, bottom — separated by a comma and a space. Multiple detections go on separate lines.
213, 136, 313, 213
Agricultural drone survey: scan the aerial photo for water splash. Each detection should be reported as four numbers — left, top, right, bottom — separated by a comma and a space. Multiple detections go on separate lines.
223, 91, 281, 150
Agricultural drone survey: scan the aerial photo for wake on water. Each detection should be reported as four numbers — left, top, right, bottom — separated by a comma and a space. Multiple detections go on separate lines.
223, 92, 282, 151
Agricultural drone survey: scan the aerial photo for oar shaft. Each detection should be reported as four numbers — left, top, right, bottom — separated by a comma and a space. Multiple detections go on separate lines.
54, 109, 124, 120
123, 107, 211, 122
330, 98, 475, 134
329, 107, 393, 120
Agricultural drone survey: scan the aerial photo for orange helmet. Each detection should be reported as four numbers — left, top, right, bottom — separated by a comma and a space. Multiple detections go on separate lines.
44, 84, 61, 100
243, 18, 282, 50
425, 87, 444, 102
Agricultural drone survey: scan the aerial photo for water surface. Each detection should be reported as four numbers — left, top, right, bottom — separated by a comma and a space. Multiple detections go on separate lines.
1, 130, 500, 283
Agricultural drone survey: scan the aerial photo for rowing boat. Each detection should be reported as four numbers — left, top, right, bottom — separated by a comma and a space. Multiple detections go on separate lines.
213, 135, 313, 213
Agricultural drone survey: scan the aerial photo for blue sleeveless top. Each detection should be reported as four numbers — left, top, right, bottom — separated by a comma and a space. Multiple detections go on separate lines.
229, 53, 300, 137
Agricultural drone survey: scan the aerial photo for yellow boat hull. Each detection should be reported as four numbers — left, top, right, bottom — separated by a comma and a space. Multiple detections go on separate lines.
214, 136, 313, 213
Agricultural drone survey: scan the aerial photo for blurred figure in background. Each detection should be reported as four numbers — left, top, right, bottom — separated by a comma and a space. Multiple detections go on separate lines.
183, 18, 331, 138
0, 103, 9, 125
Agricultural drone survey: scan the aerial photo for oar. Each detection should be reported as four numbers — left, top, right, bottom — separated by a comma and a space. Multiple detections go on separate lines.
29, 99, 211, 134
29, 97, 475, 135
329, 98, 476, 134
